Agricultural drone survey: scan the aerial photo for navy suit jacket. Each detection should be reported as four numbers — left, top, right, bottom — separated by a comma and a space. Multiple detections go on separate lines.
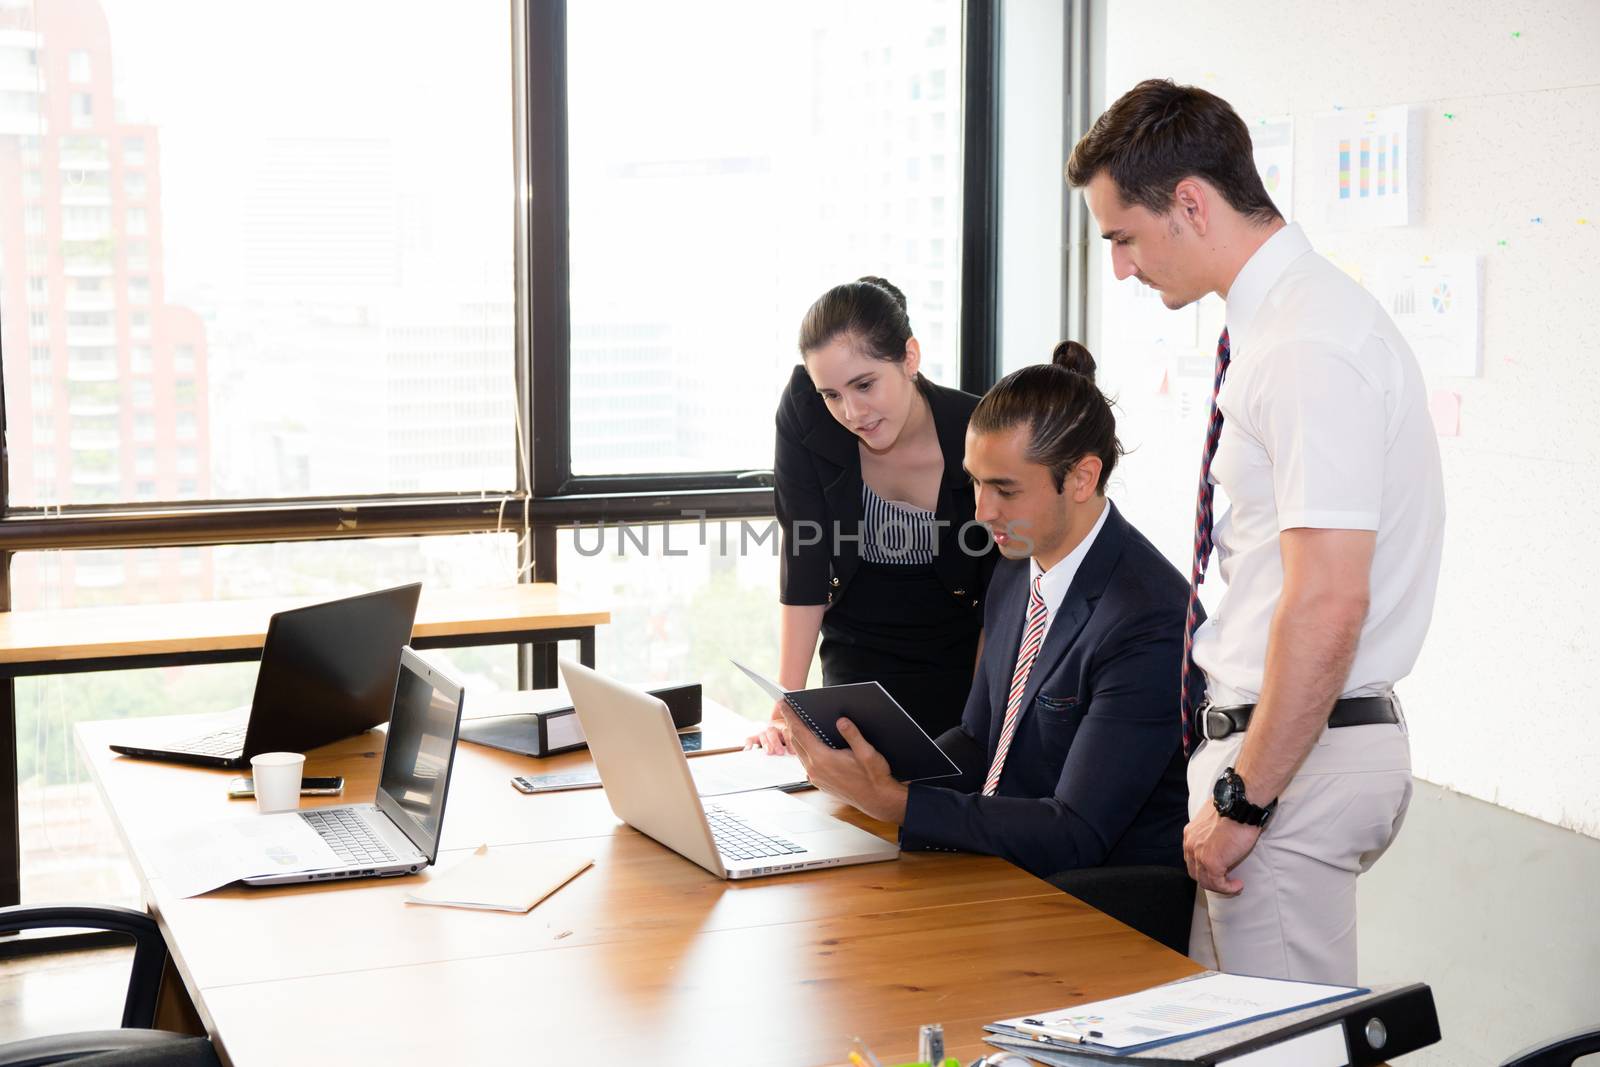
899, 501, 1190, 879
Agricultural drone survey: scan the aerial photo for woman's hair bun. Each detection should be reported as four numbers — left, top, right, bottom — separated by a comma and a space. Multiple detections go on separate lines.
1051, 339, 1097, 382
857, 275, 908, 313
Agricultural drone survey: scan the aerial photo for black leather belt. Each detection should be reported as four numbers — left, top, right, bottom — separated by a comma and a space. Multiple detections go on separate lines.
1202, 696, 1398, 741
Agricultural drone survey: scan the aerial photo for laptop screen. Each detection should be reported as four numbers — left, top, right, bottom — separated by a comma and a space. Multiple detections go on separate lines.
374, 649, 464, 861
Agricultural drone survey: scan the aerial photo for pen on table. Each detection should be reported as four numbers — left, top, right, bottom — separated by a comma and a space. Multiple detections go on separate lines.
1016, 1018, 1103, 1044
1021, 1017, 1102, 1036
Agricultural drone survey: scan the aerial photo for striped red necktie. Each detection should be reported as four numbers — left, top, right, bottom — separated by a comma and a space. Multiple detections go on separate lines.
983, 574, 1049, 795
1179, 327, 1232, 754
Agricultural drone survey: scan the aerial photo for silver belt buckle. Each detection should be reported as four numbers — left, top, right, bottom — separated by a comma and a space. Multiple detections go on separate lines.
1200, 700, 1233, 742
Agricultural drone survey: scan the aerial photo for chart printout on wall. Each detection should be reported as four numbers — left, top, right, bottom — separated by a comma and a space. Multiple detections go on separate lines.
1311, 105, 1420, 229
1373, 254, 1482, 379
1251, 116, 1295, 222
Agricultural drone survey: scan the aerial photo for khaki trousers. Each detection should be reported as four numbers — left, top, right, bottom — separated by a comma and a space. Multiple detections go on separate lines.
1187, 720, 1413, 985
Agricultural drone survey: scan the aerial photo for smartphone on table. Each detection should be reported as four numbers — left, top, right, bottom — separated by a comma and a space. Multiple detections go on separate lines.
227, 776, 345, 799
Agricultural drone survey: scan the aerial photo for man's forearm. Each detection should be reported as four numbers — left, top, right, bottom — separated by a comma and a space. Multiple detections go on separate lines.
1234, 590, 1366, 804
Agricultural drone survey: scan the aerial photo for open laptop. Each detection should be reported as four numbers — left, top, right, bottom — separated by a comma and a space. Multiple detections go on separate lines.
109, 583, 422, 768
560, 660, 898, 879
239, 646, 465, 886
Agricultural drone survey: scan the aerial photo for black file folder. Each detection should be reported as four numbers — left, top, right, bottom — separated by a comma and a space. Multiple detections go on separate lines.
460, 683, 702, 757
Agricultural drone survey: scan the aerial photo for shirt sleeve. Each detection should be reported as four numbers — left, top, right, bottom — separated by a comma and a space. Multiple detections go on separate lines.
774, 404, 832, 606
1252, 342, 1386, 532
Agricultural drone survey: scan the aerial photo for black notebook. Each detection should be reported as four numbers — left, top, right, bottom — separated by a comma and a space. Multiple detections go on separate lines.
733, 662, 960, 783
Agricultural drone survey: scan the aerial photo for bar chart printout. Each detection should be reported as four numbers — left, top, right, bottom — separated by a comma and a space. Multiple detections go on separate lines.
1315, 105, 1416, 227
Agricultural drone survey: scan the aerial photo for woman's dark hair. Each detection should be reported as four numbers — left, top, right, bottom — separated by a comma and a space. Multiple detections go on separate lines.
1066, 78, 1281, 225
797, 276, 913, 364
970, 340, 1122, 493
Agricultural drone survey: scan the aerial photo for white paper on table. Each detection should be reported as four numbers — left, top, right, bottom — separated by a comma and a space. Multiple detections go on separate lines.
405, 844, 592, 913
995, 971, 1362, 1051
688, 751, 808, 796
146, 814, 340, 898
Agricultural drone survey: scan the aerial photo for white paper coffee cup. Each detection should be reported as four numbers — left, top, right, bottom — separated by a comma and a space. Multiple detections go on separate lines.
250, 751, 306, 814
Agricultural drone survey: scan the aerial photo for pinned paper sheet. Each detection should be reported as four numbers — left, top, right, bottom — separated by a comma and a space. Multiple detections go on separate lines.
1374, 254, 1482, 378
1252, 116, 1295, 221
1428, 390, 1462, 437
405, 845, 592, 913
1311, 105, 1419, 229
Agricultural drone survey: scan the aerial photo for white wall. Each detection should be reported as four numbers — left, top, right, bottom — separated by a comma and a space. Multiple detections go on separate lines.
1077, 1, 1600, 836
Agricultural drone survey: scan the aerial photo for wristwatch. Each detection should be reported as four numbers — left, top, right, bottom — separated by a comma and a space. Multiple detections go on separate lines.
1212, 767, 1278, 828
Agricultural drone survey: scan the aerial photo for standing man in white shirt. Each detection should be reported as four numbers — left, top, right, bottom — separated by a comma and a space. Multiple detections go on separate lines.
1066, 79, 1445, 984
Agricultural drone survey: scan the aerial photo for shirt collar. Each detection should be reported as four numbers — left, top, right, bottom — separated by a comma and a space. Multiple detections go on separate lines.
1029, 499, 1111, 618
1224, 222, 1312, 356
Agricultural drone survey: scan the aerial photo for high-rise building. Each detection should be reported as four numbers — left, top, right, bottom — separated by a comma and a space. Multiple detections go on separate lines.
0, 0, 212, 605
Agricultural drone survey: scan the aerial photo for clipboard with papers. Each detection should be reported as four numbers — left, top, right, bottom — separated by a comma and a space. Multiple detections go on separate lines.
733, 661, 960, 783
987, 972, 1368, 1059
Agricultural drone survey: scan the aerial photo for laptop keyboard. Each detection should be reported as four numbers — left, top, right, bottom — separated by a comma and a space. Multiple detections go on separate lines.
173, 725, 246, 758
300, 808, 399, 865
704, 805, 807, 861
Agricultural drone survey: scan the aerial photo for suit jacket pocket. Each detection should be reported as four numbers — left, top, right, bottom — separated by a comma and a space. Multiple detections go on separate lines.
1033, 692, 1079, 724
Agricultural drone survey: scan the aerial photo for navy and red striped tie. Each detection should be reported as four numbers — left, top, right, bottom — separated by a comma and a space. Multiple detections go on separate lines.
1179, 327, 1231, 753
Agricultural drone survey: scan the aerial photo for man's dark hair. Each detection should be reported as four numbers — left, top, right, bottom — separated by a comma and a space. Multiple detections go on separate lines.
1066, 78, 1281, 224
971, 341, 1122, 494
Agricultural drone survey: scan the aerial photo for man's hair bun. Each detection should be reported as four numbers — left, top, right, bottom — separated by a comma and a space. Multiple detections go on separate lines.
1051, 340, 1097, 382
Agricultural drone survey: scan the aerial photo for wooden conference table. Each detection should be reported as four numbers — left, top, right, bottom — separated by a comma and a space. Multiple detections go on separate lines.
77, 702, 1202, 1066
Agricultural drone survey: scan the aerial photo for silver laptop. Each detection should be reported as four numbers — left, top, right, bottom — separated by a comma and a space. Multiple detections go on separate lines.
241, 647, 464, 886
560, 660, 898, 879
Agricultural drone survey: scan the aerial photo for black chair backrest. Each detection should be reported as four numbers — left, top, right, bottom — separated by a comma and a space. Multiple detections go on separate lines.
0, 905, 169, 1028
1501, 1026, 1600, 1067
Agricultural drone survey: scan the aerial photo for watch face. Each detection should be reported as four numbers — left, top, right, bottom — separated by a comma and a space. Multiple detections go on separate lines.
1213, 773, 1236, 807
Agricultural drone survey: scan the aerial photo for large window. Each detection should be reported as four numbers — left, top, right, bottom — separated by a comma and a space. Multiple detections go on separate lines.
0, 0, 517, 511
0, 0, 1006, 913
557, 519, 792, 717
565, 0, 966, 476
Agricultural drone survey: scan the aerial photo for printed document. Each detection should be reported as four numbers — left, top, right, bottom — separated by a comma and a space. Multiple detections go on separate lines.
994, 972, 1362, 1052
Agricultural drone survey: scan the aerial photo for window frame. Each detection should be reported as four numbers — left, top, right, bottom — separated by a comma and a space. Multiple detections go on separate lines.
522, 0, 1002, 516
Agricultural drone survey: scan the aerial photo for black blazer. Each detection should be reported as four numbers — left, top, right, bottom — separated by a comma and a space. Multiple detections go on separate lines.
899, 501, 1190, 879
774, 365, 996, 610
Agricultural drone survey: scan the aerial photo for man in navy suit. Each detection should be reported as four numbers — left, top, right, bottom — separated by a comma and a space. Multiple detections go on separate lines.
784, 346, 1190, 879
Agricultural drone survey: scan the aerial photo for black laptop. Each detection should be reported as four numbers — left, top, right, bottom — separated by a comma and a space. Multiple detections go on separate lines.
109, 583, 422, 768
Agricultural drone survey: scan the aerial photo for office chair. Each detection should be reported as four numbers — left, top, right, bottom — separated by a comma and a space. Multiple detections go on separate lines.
1046, 864, 1195, 955
0, 904, 219, 1067
1500, 1025, 1600, 1067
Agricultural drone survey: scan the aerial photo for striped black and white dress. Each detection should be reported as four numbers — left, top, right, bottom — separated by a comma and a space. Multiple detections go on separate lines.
860, 483, 938, 565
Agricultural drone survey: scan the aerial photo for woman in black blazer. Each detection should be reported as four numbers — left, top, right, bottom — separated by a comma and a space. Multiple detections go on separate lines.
751, 277, 998, 752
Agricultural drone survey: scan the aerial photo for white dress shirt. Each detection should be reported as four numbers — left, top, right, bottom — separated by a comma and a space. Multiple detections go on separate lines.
1192, 223, 1445, 705
1024, 498, 1111, 651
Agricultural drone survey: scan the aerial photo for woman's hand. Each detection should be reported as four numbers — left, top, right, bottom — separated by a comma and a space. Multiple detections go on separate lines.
744, 699, 793, 755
